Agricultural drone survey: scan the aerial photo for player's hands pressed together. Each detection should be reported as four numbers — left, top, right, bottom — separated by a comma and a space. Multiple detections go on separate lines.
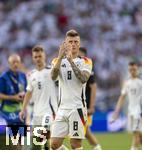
58, 42, 67, 59
65, 42, 73, 62
51, 42, 66, 80
51, 42, 68, 80
66, 50, 73, 63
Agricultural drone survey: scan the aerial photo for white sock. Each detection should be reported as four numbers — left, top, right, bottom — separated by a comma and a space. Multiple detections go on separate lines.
131, 146, 138, 150
93, 144, 102, 150
57, 145, 69, 150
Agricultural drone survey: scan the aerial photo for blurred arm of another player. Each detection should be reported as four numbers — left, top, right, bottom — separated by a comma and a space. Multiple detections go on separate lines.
110, 94, 126, 123
19, 74, 33, 121
88, 83, 97, 115
51, 42, 66, 80
19, 91, 32, 121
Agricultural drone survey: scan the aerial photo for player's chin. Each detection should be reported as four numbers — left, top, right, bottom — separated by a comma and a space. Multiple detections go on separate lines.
36, 62, 42, 66
72, 48, 78, 53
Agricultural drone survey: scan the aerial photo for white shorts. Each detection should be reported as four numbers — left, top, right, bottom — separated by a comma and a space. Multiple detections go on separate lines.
51, 108, 87, 139
127, 115, 142, 132
32, 113, 53, 131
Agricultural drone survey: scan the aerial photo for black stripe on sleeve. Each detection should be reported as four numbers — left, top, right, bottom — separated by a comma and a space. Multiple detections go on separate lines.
81, 89, 85, 107
49, 98, 55, 116
58, 88, 61, 107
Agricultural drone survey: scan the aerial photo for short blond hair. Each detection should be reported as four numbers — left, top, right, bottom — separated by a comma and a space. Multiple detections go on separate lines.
32, 45, 44, 52
66, 29, 79, 37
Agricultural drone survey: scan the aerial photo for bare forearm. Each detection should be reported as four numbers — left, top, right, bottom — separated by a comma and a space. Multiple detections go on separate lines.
0, 94, 17, 101
89, 84, 97, 108
51, 58, 62, 80
22, 91, 32, 111
70, 61, 89, 84
115, 95, 125, 113
51, 68, 60, 80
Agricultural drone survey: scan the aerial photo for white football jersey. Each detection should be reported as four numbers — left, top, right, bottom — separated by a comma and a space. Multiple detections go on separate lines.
26, 67, 58, 116
121, 78, 142, 117
52, 57, 92, 109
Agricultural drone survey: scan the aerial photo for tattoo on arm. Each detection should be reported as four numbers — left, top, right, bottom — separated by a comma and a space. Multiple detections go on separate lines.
51, 58, 62, 80
51, 68, 60, 80
70, 61, 90, 84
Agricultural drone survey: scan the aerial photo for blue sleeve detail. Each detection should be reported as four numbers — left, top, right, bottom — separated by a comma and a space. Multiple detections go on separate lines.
0, 77, 6, 93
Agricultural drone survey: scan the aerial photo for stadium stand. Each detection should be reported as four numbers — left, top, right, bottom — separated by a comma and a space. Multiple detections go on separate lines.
0, 0, 142, 111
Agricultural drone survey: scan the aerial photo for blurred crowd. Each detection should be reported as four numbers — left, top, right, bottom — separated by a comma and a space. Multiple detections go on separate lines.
0, 0, 142, 111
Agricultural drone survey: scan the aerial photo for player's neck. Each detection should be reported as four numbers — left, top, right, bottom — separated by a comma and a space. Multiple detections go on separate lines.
36, 63, 46, 71
131, 76, 138, 79
72, 53, 78, 59
9, 68, 18, 75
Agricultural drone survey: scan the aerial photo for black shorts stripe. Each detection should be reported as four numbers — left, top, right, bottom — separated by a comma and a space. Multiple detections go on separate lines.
77, 108, 86, 126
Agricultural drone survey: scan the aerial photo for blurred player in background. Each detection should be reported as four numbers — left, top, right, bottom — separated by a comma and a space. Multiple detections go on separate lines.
19, 45, 59, 150
0, 54, 27, 150
51, 30, 92, 150
111, 61, 142, 150
79, 47, 102, 150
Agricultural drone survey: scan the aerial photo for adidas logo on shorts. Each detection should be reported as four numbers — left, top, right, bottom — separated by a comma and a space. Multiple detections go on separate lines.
73, 132, 79, 136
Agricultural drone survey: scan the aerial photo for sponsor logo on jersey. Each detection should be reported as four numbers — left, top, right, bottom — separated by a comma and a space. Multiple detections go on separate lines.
61, 64, 66, 68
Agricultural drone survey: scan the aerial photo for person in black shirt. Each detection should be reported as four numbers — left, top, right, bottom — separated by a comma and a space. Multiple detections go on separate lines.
79, 47, 102, 150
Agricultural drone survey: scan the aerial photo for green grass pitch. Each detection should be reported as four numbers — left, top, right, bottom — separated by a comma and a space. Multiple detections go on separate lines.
64, 132, 142, 150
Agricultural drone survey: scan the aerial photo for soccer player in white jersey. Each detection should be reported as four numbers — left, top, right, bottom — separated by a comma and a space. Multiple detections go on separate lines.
19, 45, 59, 149
50, 30, 92, 150
111, 62, 142, 150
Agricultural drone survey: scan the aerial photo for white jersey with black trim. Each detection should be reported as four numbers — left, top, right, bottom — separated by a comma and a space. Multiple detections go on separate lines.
121, 77, 142, 117
26, 67, 58, 116
52, 57, 92, 109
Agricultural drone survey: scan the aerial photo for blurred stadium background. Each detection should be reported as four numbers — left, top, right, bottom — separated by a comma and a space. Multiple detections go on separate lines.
0, 0, 142, 149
